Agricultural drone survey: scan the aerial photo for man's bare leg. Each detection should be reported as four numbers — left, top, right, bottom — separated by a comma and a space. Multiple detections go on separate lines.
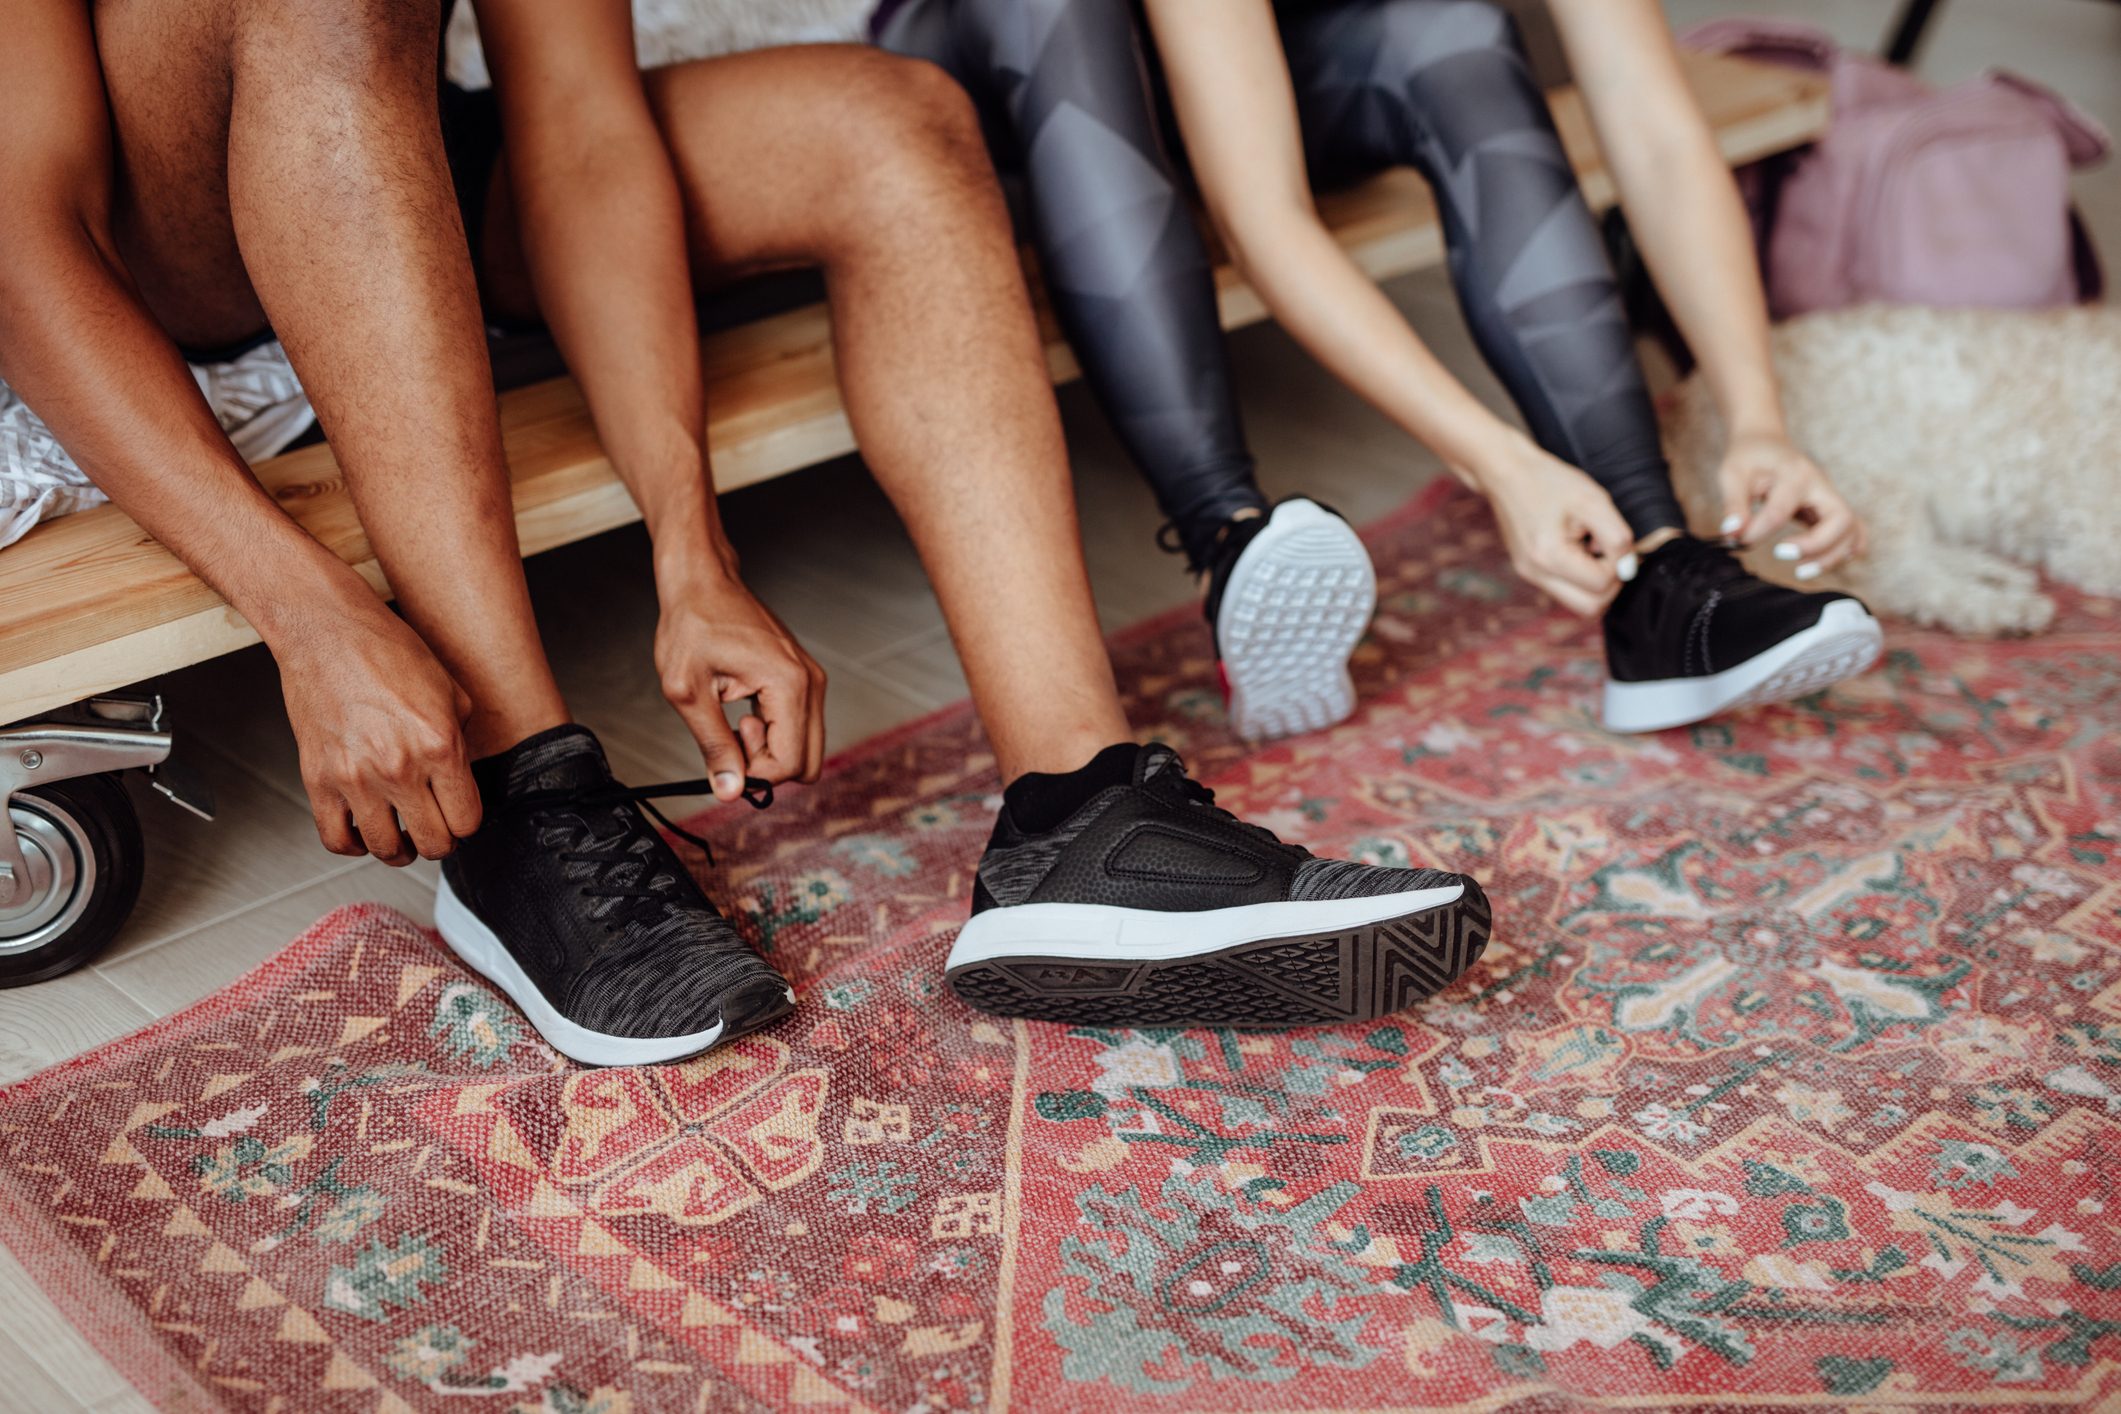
659, 51, 1130, 782
93, 0, 568, 764
479, 47, 1129, 784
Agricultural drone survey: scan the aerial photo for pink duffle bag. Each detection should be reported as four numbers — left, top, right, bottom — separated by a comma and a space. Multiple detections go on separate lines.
1683, 17, 2109, 317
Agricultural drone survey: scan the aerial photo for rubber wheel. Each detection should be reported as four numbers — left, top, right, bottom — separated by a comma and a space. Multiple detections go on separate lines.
0, 774, 144, 987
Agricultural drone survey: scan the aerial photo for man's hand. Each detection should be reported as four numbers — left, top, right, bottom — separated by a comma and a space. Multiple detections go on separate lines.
278, 601, 482, 865
1481, 445, 1640, 618
1717, 431, 1867, 580
654, 566, 826, 800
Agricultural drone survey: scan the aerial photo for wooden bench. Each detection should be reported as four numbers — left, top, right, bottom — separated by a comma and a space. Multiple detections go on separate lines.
0, 51, 1828, 725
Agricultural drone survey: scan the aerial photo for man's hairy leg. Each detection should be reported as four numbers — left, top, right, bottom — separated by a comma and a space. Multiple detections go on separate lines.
638, 49, 1131, 782
95, 0, 569, 769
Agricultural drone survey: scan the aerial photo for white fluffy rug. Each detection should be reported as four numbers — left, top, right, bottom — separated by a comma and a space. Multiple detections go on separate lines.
1665, 304, 2121, 635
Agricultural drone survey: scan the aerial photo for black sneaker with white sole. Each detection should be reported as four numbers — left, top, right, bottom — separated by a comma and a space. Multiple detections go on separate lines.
1601, 535, 1883, 733
435, 725, 795, 1067
944, 742, 1489, 1027
1202, 498, 1376, 741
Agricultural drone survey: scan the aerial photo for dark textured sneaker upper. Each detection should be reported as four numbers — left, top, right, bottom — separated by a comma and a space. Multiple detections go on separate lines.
1199, 513, 1275, 655
973, 741, 1465, 915
1603, 535, 1861, 684
442, 725, 791, 1041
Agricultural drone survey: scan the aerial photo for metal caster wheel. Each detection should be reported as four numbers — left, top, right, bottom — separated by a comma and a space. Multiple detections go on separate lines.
0, 774, 144, 987
1, 693, 213, 987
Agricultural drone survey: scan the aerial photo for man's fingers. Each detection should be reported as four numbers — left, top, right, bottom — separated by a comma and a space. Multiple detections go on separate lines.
746, 679, 808, 784
309, 788, 363, 858
394, 787, 456, 861
734, 707, 790, 785
801, 666, 827, 785
675, 695, 751, 801
344, 788, 412, 867
430, 756, 484, 840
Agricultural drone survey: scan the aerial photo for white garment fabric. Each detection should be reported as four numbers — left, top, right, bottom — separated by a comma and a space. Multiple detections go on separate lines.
445, 0, 875, 91
0, 340, 315, 550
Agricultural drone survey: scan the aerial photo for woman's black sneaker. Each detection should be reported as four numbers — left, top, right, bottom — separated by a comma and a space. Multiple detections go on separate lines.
1601, 535, 1883, 733
944, 742, 1489, 1027
1201, 499, 1376, 741
435, 725, 794, 1067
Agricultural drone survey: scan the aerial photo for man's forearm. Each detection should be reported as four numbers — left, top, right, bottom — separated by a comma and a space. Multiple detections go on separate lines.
507, 131, 737, 581
0, 219, 382, 643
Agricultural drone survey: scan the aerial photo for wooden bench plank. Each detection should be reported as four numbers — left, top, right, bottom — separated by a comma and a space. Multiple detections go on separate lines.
0, 51, 1827, 722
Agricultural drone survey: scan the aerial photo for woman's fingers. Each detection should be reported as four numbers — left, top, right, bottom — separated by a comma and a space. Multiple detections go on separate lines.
1739, 474, 1807, 547
1582, 500, 1639, 583
1785, 484, 1864, 567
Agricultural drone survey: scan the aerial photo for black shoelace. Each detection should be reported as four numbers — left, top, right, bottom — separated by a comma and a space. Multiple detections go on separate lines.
502, 777, 774, 929
1646, 536, 1750, 595
1153, 757, 1292, 852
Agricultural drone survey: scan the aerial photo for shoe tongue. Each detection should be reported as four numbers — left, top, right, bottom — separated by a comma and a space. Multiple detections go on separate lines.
479, 724, 612, 801
1135, 742, 1187, 788
1652, 535, 1741, 574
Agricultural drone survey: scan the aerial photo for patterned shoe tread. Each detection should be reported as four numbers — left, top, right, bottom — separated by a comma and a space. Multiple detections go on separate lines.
1222, 514, 1376, 742
1725, 631, 1882, 714
945, 886, 1490, 1028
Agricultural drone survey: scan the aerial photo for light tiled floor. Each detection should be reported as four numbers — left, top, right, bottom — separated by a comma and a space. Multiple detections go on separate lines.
3, 1, 2115, 1405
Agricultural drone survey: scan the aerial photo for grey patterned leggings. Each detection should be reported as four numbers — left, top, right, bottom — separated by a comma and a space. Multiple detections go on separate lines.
879, 0, 1686, 562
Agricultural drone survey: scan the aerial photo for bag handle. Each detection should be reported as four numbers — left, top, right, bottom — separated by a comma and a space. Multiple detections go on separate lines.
1989, 70, 2112, 167
1676, 17, 1838, 71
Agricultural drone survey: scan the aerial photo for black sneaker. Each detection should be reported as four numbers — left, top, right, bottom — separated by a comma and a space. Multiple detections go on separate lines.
434, 725, 795, 1066
943, 742, 1489, 1027
1601, 535, 1883, 733
1201, 499, 1376, 741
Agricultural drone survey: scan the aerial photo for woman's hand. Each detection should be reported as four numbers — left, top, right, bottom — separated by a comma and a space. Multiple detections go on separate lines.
277, 599, 482, 866
653, 564, 826, 800
1716, 429, 1867, 579
1478, 444, 1640, 618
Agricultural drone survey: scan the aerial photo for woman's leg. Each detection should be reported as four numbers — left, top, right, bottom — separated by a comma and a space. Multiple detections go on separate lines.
1278, 0, 1685, 538
880, 0, 1265, 569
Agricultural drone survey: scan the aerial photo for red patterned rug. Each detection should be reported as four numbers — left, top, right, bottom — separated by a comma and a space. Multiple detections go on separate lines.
6, 485, 2121, 1412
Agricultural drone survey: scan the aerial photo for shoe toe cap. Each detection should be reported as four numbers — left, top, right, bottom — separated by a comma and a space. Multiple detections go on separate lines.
569, 950, 793, 1043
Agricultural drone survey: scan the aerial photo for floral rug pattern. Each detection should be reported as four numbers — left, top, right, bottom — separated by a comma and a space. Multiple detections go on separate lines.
4, 486, 2121, 1411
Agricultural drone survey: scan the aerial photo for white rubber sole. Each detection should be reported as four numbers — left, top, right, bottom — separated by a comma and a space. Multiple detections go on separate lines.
943, 881, 1488, 1027
434, 875, 766, 1068
944, 884, 1465, 971
1217, 499, 1376, 742
1602, 598, 1884, 734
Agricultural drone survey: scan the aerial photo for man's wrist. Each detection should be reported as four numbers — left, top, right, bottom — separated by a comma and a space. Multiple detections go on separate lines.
242, 539, 387, 653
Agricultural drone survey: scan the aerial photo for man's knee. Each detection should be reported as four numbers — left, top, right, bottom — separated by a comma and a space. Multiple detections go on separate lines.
231, 0, 438, 87
829, 53, 995, 221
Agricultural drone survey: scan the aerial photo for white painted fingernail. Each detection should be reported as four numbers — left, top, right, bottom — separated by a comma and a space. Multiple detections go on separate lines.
1719, 514, 1743, 536
1795, 562, 1822, 581
1773, 542, 1801, 562
713, 771, 742, 796
1616, 552, 1638, 583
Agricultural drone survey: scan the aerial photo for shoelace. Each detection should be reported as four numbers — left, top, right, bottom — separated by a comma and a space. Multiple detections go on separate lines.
502, 777, 774, 929
1156, 513, 1272, 578
1153, 756, 1293, 852
1646, 536, 1751, 595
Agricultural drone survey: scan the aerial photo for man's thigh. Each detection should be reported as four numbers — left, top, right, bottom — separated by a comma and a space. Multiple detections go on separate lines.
91, 0, 265, 348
